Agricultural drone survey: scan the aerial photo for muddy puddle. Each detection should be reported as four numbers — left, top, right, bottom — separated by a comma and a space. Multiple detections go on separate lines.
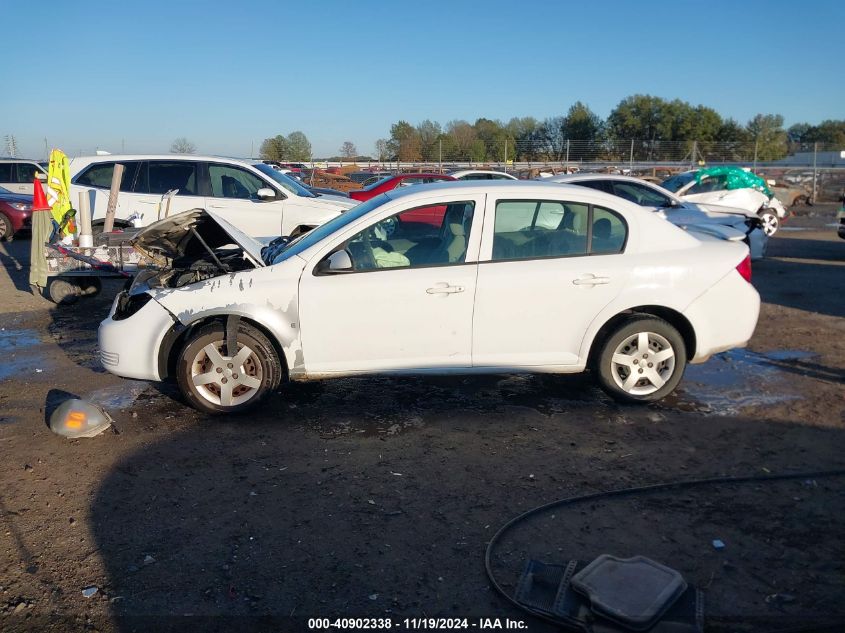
0, 328, 50, 380
667, 348, 815, 415
84, 382, 156, 410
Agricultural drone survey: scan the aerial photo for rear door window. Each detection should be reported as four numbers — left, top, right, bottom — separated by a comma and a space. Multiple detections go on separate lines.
136, 161, 198, 195
75, 162, 138, 191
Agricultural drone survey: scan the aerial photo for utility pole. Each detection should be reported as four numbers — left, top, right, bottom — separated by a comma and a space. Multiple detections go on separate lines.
629, 139, 634, 172
812, 141, 818, 203
690, 140, 697, 170
752, 139, 758, 172
503, 138, 508, 169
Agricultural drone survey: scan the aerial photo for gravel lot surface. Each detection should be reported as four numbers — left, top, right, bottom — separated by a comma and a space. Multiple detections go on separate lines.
1, 207, 843, 632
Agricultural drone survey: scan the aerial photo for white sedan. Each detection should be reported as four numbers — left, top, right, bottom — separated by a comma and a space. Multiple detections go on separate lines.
99, 181, 760, 414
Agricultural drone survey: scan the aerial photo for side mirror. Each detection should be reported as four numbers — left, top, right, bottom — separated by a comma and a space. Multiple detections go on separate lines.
319, 249, 353, 274
256, 187, 276, 200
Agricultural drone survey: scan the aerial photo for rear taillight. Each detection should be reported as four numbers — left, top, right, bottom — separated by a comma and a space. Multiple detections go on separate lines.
736, 254, 752, 283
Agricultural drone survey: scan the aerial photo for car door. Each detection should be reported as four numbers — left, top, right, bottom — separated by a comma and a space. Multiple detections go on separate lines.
472, 197, 629, 367
297, 194, 484, 374
204, 163, 282, 240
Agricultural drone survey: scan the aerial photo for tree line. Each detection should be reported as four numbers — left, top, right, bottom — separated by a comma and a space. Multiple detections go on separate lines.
257, 96, 844, 163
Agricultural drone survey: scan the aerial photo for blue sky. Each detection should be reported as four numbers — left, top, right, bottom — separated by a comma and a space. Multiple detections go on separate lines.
2, 0, 843, 159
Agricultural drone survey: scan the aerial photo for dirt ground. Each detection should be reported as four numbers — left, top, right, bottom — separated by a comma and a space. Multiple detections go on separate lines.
0, 207, 843, 633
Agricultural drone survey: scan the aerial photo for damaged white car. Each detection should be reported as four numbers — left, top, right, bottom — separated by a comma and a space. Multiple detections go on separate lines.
661, 169, 786, 236
99, 182, 760, 414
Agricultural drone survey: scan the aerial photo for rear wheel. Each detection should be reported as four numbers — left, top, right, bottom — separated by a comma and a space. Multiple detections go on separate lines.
596, 317, 686, 403
176, 322, 283, 414
47, 278, 81, 305
759, 210, 779, 236
0, 213, 14, 241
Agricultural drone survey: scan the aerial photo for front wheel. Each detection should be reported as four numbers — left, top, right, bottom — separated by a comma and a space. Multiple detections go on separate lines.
0, 212, 14, 241
759, 210, 779, 236
176, 322, 283, 414
596, 317, 687, 403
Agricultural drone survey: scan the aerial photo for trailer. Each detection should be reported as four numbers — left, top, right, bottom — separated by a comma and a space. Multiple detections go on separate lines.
43, 230, 159, 304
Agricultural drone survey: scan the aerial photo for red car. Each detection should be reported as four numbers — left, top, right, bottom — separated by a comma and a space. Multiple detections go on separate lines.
0, 186, 33, 241
348, 173, 455, 202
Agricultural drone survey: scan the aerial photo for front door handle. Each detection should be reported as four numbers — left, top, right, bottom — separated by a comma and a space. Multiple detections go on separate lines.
426, 282, 465, 295
572, 274, 611, 286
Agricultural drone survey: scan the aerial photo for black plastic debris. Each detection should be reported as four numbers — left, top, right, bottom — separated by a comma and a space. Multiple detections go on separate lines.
515, 556, 703, 632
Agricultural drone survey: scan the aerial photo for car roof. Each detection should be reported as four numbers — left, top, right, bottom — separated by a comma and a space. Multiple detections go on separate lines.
393, 173, 453, 178
449, 169, 514, 176
0, 158, 43, 163
382, 179, 636, 205
70, 154, 255, 165
546, 173, 660, 185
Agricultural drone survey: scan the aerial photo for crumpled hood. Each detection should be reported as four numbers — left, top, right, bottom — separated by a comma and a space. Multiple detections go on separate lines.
132, 208, 265, 267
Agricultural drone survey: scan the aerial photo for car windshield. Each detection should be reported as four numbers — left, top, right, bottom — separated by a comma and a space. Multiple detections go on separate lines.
253, 163, 316, 198
363, 176, 394, 191
272, 195, 387, 265
661, 172, 696, 193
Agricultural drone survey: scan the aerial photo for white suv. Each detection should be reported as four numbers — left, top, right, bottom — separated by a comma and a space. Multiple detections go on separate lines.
68, 155, 357, 239
0, 159, 48, 194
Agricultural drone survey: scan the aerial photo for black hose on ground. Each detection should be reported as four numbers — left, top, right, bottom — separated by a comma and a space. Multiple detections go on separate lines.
484, 468, 845, 632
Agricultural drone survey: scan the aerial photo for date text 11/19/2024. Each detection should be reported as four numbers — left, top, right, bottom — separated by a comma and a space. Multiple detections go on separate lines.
308, 617, 528, 630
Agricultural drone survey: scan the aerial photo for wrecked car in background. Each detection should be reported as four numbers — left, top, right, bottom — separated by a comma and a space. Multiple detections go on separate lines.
545, 173, 768, 260
69, 155, 357, 240
99, 181, 759, 414
661, 167, 787, 236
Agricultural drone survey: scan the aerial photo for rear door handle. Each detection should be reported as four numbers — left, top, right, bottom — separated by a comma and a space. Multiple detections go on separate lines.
572, 274, 611, 286
426, 283, 465, 295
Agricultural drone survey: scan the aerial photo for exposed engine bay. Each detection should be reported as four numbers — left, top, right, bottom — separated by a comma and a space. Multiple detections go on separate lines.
127, 209, 263, 294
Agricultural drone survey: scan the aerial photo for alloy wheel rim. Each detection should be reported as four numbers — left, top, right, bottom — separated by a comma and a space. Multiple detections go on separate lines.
0, 216, 7, 238
761, 214, 778, 236
190, 341, 263, 407
610, 331, 676, 395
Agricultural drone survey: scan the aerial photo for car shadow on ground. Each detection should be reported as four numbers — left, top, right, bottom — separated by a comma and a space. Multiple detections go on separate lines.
754, 236, 845, 319
76, 394, 845, 633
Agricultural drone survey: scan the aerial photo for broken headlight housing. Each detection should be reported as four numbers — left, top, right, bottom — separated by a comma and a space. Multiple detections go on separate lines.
113, 291, 152, 321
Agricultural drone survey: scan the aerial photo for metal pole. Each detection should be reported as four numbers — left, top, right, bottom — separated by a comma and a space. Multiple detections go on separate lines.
565, 139, 570, 168
753, 140, 758, 172
439, 139, 442, 174
504, 139, 508, 169
812, 141, 818, 203
103, 163, 125, 234
690, 140, 697, 170
629, 139, 634, 172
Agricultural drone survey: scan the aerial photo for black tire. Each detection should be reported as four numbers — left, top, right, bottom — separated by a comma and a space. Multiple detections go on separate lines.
47, 278, 81, 305
176, 322, 283, 414
0, 212, 14, 241
76, 277, 103, 297
595, 316, 687, 403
